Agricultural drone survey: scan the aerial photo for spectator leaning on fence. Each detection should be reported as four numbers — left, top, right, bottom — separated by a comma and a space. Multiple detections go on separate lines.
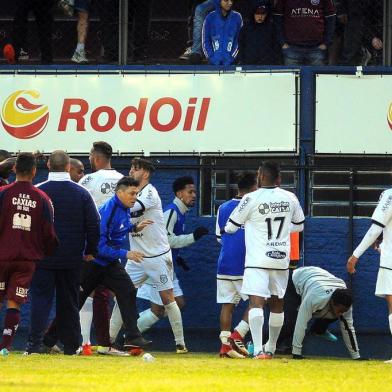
274, 0, 336, 66
202, 0, 243, 66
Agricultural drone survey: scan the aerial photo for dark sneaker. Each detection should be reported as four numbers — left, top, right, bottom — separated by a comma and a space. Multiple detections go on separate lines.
124, 336, 152, 348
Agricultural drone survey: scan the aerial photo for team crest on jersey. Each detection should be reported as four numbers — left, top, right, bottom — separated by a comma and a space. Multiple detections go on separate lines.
258, 203, 270, 215
101, 182, 116, 195
311, 0, 320, 5
160, 274, 168, 284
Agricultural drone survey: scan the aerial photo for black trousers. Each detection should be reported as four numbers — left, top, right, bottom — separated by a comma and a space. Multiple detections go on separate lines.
27, 267, 81, 355
12, 0, 54, 63
44, 261, 140, 348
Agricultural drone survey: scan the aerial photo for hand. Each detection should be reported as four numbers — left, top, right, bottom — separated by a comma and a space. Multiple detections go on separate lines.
193, 226, 209, 241
282, 43, 289, 49
83, 254, 95, 262
176, 256, 190, 271
292, 354, 305, 360
134, 220, 153, 233
372, 37, 383, 50
318, 43, 327, 50
127, 250, 144, 263
347, 255, 358, 274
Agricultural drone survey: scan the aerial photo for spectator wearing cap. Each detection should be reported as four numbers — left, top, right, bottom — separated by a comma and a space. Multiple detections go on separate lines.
202, 0, 243, 66
274, 0, 336, 66
239, 0, 279, 65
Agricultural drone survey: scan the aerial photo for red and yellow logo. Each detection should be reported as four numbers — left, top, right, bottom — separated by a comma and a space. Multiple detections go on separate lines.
1, 90, 49, 139
388, 103, 392, 130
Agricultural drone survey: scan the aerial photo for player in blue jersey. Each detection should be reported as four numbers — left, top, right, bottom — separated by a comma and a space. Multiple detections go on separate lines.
215, 171, 257, 358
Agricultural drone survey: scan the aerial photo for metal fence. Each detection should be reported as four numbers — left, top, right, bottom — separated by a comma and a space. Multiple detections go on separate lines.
0, 0, 387, 66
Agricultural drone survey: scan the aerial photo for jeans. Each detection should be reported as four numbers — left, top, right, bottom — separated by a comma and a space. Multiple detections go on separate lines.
283, 45, 327, 66
191, 0, 215, 54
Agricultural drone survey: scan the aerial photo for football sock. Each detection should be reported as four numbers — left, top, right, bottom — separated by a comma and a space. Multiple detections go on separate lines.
219, 330, 231, 345
265, 312, 284, 354
234, 320, 249, 338
109, 300, 122, 343
249, 308, 264, 355
137, 308, 160, 333
164, 301, 185, 346
0, 308, 20, 350
80, 297, 93, 345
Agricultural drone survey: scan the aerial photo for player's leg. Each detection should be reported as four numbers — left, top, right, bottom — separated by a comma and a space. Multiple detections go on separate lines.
93, 286, 112, 350
264, 270, 289, 357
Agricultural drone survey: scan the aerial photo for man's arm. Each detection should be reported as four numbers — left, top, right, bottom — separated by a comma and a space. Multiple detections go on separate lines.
41, 195, 59, 256
224, 194, 253, 234
292, 295, 314, 356
339, 308, 360, 359
83, 191, 100, 258
291, 195, 305, 233
202, 14, 215, 61
164, 208, 195, 249
215, 206, 222, 244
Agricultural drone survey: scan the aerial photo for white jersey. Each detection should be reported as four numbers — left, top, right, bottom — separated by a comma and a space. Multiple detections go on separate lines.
371, 188, 392, 269
225, 187, 305, 270
79, 169, 123, 207
130, 183, 170, 257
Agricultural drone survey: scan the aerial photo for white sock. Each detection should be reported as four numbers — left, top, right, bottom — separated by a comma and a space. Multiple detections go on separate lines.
137, 308, 160, 333
234, 320, 249, 338
80, 297, 93, 345
265, 312, 284, 354
219, 330, 231, 345
389, 314, 392, 336
164, 301, 185, 346
109, 300, 122, 344
76, 43, 85, 52
249, 308, 264, 355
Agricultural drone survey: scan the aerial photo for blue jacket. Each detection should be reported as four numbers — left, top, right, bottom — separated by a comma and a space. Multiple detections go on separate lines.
94, 194, 135, 267
37, 173, 100, 269
202, 0, 243, 66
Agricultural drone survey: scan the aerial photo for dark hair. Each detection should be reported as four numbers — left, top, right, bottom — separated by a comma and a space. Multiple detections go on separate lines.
131, 157, 155, 173
237, 171, 257, 191
172, 176, 194, 194
15, 152, 36, 176
259, 161, 280, 183
0, 149, 11, 162
92, 141, 112, 160
115, 176, 140, 192
49, 150, 70, 172
331, 288, 352, 309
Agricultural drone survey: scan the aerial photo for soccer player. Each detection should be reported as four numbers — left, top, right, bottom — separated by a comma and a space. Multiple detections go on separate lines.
291, 266, 362, 360
215, 171, 257, 358
0, 152, 58, 355
25, 150, 100, 355
347, 187, 392, 363
78, 141, 124, 355
112, 176, 208, 342
110, 158, 187, 353
224, 161, 305, 359
69, 158, 85, 183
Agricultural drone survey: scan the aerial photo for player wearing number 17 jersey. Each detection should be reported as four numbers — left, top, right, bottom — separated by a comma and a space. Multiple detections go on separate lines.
224, 161, 304, 359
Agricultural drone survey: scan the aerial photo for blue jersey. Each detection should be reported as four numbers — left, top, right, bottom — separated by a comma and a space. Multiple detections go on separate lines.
215, 197, 245, 276
164, 201, 186, 263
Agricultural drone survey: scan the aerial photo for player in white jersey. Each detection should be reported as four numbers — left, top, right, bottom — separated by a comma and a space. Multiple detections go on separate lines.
224, 161, 305, 359
347, 188, 392, 363
109, 158, 187, 353
78, 141, 124, 356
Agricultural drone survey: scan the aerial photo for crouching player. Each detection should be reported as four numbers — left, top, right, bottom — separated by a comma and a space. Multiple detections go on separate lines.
215, 172, 257, 358
291, 266, 364, 360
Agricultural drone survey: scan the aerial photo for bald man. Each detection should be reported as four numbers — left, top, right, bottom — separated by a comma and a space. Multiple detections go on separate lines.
70, 158, 85, 183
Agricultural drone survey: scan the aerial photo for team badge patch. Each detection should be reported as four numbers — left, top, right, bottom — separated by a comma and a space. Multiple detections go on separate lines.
160, 275, 168, 284
311, 0, 320, 5
258, 203, 270, 215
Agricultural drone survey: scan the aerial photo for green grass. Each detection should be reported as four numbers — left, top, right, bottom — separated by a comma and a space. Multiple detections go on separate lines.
1, 353, 391, 392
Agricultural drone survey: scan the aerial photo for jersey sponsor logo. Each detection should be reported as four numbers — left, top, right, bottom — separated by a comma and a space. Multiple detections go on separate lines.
291, 7, 320, 17
100, 182, 116, 195
266, 250, 287, 259
12, 213, 32, 231
16, 286, 28, 297
238, 196, 250, 212
1, 90, 49, 139
270, 201, 290, 213
160, 274, 168, 284
258, 203, 270, 215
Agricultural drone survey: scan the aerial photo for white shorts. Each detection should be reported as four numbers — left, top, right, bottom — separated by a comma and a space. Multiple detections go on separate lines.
241, 268, 289, 299
216, 275, 248, 304
375, 267, 392, 297
137, 275, 183, 305
125, 250, 174, 292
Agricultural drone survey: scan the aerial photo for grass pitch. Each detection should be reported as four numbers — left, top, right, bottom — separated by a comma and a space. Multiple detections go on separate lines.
1, 353, 391, 392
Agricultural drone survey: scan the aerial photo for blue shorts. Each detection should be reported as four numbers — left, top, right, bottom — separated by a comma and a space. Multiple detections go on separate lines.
74, 0, 91, 13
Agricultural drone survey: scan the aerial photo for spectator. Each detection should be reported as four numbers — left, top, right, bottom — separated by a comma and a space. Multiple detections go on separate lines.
69, 158, 85, 183
362, 0, 383, 66
202, 0, 243, 66
3, 0, 55, 64
25, 150, 100, 355
0, 151, 15, 187
239, 0, 278, 65
0, 153, 58, 355
274, 0, 336, 66
71, 0, 91, 63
